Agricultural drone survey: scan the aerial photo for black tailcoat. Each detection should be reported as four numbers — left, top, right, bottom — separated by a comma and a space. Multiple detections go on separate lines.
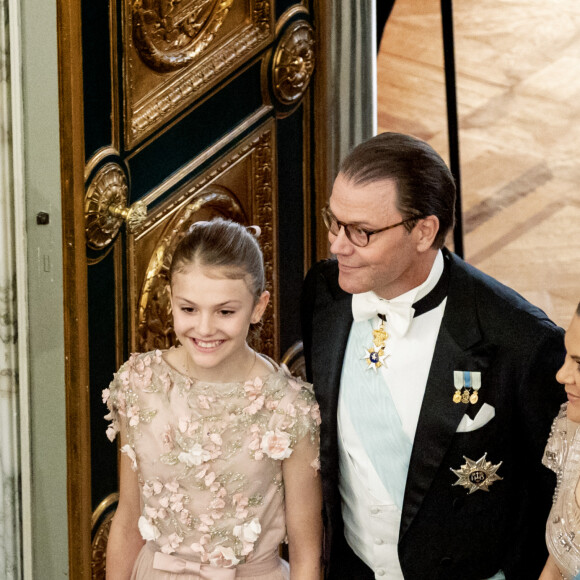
300, 249, 565, 580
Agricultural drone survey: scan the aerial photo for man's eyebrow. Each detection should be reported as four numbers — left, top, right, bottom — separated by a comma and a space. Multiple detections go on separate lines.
329, 209, 377, 229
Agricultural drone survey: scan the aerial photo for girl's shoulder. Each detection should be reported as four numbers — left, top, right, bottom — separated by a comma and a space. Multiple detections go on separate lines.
260, 363, 316, 404
109, 349, 177, 390
117, 349, 174, 372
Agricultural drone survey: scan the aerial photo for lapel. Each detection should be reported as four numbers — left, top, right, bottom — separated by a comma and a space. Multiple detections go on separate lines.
310, 262, 353, 470
399, 250, 493, 539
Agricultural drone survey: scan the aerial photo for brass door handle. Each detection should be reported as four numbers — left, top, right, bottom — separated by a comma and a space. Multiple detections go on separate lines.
85, 162, 147, 250
108, 200, 147, 231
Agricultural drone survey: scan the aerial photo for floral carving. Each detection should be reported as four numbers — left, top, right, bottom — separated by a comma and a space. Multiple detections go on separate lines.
85, 163, 129, 250
272, 20, 315, 106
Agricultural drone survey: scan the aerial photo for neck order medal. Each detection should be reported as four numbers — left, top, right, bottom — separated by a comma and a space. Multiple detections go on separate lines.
363, 314, 389, 371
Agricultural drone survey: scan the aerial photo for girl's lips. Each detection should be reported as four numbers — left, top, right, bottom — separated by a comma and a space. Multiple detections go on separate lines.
567, 391, 580, 403
191, 338, 224, 351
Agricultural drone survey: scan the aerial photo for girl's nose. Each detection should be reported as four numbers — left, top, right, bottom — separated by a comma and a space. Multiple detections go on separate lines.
197, 313, 215, 336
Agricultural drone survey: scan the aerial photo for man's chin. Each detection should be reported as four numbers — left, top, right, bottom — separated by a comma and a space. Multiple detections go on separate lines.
337, 272, 367, 295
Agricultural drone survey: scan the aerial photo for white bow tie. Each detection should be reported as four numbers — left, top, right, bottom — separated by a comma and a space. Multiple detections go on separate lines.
352, 292, 416, 337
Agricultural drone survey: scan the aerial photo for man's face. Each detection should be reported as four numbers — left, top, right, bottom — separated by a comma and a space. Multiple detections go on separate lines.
328, 173, 424, 299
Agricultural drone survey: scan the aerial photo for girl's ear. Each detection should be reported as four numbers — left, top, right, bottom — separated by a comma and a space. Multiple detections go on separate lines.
251, 291, 270, 324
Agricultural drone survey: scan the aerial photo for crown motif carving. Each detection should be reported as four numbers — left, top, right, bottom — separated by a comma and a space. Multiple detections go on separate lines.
132, 0, 234, 73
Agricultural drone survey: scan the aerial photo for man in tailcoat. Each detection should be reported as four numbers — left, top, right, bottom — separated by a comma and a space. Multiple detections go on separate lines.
301, 133, 565, 579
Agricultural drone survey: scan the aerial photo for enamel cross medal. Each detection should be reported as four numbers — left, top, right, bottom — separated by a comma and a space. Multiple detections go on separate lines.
363, 314, 389, 371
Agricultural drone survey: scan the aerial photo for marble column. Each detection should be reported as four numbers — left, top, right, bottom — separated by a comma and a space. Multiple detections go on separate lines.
331, 0, 377, 169
0, 0, 22, 576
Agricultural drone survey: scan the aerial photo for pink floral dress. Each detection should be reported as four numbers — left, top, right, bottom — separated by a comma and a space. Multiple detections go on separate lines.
103, 350, 321, 580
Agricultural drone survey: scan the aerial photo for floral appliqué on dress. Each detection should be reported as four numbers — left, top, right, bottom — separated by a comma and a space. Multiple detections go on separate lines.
542, 403, 580, 580
103, 350, 321, 567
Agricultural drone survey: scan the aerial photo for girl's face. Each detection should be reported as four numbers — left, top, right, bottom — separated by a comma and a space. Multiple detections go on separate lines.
170, 263, 269, 382
556, 313, 580, 423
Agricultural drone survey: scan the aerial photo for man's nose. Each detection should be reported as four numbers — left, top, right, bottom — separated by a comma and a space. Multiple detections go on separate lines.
329, 226, 353, 255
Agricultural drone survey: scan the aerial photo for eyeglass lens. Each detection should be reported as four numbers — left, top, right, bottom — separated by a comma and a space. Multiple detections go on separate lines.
323, 208, 369, 247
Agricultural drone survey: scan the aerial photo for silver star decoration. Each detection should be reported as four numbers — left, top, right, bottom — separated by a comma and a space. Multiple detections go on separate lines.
451, 453, 503, 494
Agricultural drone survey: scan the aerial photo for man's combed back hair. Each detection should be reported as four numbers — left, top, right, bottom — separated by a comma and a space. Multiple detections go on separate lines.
169, 218, 265, 300
339, 132, 456, 248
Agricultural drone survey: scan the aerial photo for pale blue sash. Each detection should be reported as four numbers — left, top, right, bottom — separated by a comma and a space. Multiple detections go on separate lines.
341, 319, 413, 509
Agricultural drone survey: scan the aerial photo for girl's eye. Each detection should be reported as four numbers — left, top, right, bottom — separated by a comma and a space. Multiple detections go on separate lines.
181, 307, 195, 313
220, 310, 235, 316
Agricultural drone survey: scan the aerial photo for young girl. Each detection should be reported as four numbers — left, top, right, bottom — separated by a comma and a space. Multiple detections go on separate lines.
103, 218, 322, 580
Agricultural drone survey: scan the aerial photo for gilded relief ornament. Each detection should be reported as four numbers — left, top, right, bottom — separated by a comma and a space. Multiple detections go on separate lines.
272, 20, 315, 106
91, 492, 119, 579
125, 0, 273, 148
451, 454, 503, 494
132, 0, 234, 72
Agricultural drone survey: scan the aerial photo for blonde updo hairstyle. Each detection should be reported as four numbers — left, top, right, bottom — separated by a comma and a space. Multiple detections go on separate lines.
169, 218, 266, 303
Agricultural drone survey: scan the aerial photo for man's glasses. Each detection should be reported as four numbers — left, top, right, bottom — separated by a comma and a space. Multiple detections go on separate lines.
321, 205, 420, 248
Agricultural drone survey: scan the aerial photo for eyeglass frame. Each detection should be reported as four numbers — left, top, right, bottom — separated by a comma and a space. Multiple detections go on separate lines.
321, 204, 422, 248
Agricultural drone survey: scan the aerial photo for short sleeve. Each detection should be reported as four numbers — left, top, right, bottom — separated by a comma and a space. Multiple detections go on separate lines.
258, 369, 321, 470
102, 359, 132, 442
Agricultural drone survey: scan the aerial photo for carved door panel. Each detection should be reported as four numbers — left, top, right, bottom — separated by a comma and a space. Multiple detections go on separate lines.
70, 1, 324, 576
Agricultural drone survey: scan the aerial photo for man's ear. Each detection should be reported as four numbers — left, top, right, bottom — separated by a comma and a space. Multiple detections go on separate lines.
414, 215, 440, 252
251, 291, 270, 323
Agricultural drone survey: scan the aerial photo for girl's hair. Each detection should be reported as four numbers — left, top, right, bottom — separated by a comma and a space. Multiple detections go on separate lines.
169, 218, 266, 300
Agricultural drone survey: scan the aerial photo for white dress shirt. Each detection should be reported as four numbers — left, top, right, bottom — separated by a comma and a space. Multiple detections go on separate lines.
338, 251, 446, 579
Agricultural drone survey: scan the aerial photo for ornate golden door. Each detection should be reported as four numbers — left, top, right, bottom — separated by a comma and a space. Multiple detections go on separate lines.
57, 1, 334, 577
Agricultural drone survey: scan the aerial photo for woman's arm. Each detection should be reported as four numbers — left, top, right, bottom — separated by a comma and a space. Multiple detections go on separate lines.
283, 435, 322, 580
106, 430, 145, 580
538, 555, 562, 580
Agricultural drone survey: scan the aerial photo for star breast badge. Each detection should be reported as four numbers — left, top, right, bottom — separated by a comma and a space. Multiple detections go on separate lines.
362, 317, 389, 371
451, 453, 503, 494
363, 345, 388, 371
